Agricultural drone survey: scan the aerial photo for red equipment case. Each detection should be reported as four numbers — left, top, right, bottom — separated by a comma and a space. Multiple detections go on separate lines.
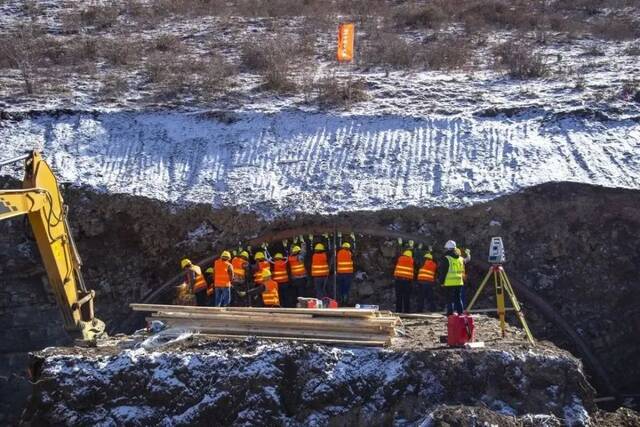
321, 298, 339, 308
447, 313, 475, 346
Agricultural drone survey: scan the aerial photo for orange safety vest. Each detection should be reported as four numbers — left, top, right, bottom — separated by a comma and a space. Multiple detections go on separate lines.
214, 259, 232, 288
394, 255, 414, 280
231, 257, 247, 282
187, 265, 208, 293
417, 259, 437, 282
336, 248, 354, 274
272, 260, 289, 284
288, 255, 306, 279
311, 252, 329, 277
262, 279, 280, 307
254, 260, 270, 284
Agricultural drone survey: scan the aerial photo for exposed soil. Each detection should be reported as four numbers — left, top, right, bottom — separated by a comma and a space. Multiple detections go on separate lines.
1, 179, 640, 424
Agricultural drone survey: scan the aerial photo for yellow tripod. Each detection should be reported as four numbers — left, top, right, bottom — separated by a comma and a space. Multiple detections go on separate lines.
467, 264, 535, 345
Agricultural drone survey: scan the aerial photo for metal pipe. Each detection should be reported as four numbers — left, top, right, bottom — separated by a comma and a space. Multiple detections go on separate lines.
0, 153, 30, 167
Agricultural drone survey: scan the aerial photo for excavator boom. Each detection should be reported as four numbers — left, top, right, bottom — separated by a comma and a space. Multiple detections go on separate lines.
0, 151, 105, 341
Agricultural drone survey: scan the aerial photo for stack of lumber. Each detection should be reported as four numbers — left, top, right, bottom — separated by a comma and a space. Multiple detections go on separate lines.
130, 304, 401, 347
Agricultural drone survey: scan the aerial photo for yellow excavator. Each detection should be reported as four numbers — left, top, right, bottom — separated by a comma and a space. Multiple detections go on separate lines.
0, 151, 105, 341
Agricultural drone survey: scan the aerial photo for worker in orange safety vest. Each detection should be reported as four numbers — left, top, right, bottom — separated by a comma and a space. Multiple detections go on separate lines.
288, 243, 309, 300
181, 258, 208, 307
393, 249, 415, 313
213, 251, 234, 307
311, 242, 331, 299
336, 242, 355, 306
272, 252, 297, 307
239, 268, 280, 307
416, 252, 437, 312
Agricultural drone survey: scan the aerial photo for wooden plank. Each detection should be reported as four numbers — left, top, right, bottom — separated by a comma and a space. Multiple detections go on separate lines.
396, 313, 443, 319
151, 311, 396, 333
154, 317, 394, 339
131, 303, 382, 318
152, 317, 390, 341
197, 333, 388, 347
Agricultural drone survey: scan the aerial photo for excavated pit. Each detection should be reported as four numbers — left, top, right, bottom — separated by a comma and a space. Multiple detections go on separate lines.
24, 317, 599, 426
1, 178, 640, 424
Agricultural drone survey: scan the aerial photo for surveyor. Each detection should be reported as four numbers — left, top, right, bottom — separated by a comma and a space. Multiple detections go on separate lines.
393, 249, 414, 313
437, 240, 465, 315
238, 268, 280, 307
288, 243, 308, 300
416, 252, 437, 312
336, 242, 355, 306
311, 242, 331, 299
213, 251, 234, 307
181, 258, 208, 307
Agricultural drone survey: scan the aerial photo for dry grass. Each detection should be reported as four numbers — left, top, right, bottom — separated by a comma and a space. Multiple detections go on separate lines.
493, 41, 549, 79
362, 33, 416, 68
422, 35, 472, 70
313, 76, 368, 108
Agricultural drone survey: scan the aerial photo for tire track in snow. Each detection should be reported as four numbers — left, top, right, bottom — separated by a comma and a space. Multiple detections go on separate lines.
1, 111, 639, 216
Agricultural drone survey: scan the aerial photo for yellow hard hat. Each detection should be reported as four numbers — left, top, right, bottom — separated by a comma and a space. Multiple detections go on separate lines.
314, 243, 325, 251
262, 268, 272, 279
274, 252, 284, 260
240, 251, 249, 258
342, 242, 351, 249
221, 250, 231, 259
205, 267, 214, 273
424, 252, 433, 259
402, 250, 413, 257
291, 245, 301, 254
255, 252, 265, 260
180, 258, 191, 269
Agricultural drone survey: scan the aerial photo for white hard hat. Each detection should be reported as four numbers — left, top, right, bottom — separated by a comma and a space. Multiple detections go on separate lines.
444, 240, 457, 250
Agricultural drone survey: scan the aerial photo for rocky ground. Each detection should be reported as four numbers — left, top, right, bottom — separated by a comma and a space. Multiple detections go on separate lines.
24, 316, 603, 426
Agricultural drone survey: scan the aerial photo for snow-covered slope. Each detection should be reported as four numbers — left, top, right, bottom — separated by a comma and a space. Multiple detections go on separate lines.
1, 109, 639, 216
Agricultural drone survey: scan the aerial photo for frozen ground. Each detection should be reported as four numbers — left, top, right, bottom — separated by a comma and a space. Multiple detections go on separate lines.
1, 108, 639, 217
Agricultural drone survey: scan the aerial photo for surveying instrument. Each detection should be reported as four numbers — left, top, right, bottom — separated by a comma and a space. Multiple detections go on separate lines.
467, 237, 535, 345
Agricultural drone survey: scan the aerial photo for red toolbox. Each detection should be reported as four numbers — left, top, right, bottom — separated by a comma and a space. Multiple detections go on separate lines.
447, 313, 475, 347
321, 298, 339, 309
297, 298, 322, 308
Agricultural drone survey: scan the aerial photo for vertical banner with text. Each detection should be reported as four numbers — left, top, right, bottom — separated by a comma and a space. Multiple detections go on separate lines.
337, 23, 355, 62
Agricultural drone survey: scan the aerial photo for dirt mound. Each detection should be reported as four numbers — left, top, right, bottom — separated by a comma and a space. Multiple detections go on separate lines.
24, 320, 594, 426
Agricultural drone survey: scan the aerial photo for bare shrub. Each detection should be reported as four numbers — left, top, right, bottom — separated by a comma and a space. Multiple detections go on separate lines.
461, 0, 541, 32
394, 4, 448, 29
262, 63, 297, 93
493, 41, 549, 79
100, 75, 129, 98
0, 24, 45, 94
145, 52, 235, 98
312, 75, 368, 108
423, 36, 471, 70
100, 38, 142, 66
153, 33, 182, 52
581, 45, 605, 57
362, 33, 416, 68
625, 45, 640, 56
79, 4, 121, 30
593, 18, 639, 40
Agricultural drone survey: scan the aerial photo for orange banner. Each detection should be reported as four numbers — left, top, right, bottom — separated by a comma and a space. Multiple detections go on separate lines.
337, 23, 355, 62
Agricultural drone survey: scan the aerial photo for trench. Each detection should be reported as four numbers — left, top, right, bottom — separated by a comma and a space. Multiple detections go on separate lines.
121, 225, 617, 397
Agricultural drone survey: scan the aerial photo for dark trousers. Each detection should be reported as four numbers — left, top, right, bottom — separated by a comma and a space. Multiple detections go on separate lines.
395, 279, 412, 313
314, 276, 329, 299
446, 286, 464, 315
279, 283, 298, 308
291, 277, 308, 304
415, 281, 436, 312
195, 290, 208, 307
336, 274, 353, 306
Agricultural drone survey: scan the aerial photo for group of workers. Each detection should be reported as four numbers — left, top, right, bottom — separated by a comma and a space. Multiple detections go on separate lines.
180, 234, 470, 315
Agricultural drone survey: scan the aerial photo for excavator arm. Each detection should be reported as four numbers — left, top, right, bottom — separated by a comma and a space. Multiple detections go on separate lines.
0, 151, 106, 341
